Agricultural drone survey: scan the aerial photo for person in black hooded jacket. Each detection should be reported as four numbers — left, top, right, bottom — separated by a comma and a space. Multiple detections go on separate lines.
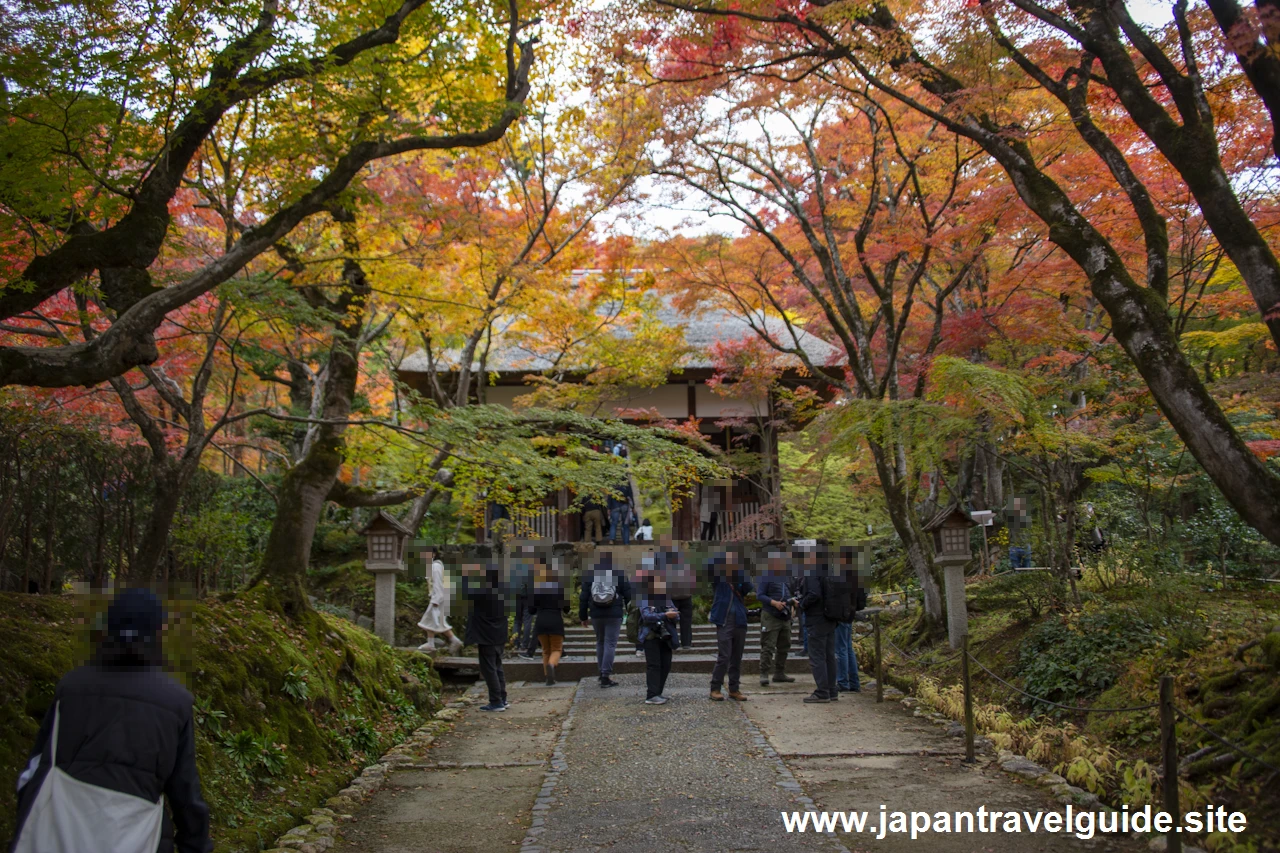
9, 588, 212, 853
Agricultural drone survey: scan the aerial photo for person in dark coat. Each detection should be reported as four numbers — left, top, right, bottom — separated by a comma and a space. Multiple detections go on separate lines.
835, 545, 866, 693
531, 561, 570, 686
461, 560, 510, 711
798, 545, 851, 703
9, 588, 212, 853
581, 495, 607, 543
706, 548, 753, 702
511, 554, 537, 660
605, 483, 635, 545
636, 568, 681, 704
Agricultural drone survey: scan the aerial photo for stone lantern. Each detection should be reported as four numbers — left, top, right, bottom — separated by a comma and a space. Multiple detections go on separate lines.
359, 510, 411, 645
924, 505, 977, 649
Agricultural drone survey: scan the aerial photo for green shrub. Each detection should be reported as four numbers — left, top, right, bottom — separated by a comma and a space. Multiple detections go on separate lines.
1016, 608, 1156, 711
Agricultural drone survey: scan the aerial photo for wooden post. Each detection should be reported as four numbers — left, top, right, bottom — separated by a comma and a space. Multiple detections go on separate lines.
873, 611, 883, 703
1160, 675, 1182, 853
962, 633, 976, 763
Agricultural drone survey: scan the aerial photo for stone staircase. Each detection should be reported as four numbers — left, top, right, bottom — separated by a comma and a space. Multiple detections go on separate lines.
424, 620, 811, 681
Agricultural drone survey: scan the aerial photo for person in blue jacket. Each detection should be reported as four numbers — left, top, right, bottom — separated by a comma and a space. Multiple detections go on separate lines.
706, 548, 753, 701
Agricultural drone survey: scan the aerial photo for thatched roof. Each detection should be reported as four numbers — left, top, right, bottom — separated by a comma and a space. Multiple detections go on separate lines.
398, 295, 844, 379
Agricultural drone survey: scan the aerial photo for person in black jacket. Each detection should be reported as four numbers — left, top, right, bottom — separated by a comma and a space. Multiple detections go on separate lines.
461, 560, 510, 711
10, 588, 212, 853
532, 560, 571, 686
834, 545, 863, 693
797, 545, 839, 704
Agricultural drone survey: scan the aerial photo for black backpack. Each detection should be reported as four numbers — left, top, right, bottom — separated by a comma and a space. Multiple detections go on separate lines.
821, 572, 854, 622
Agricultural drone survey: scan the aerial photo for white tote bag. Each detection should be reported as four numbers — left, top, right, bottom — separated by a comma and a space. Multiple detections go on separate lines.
13, 702, 165, 853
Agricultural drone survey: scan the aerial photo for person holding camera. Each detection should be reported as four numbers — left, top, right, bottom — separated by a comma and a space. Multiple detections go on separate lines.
755, 549, 797, 688
637, 569, 681, 704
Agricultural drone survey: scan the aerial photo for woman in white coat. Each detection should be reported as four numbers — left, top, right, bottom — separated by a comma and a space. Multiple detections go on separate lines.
418, 549, 463, 654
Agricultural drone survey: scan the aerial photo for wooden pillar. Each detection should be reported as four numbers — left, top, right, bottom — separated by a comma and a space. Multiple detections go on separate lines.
557, 487, 571, 543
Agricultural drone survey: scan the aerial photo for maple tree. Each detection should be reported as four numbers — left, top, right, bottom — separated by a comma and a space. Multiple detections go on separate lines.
0, 0, 538, 388
631, 0, 1280, 549
643, 66, 1024, 627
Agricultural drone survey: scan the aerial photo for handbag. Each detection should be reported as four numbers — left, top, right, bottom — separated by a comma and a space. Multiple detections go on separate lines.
13, 702, 165, 853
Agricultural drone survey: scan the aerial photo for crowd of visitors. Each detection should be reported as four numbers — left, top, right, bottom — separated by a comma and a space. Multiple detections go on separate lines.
8, 540, 869, 851
423, 540, 870, 709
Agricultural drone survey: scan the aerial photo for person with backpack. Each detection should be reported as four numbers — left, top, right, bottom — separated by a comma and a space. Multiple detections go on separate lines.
706, 548, 753, 702
605, 481, 635, 545
10, 588, 212, 853
637, 567, 681, 704
579, 550, 632, 688
798, 544, 853, 703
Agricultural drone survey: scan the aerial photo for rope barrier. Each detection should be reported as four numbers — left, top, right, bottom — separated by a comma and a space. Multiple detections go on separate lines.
1174, 708, 1280, 777
881, 635, 961, 665
964, 652, 1159, 715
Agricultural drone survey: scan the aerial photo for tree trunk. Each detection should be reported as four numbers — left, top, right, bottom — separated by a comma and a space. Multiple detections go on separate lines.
20, 507, 32, 593
980, 132, 1280, 546
869, 439, 944, 629
131, 465, 185, 583
42, 490, 56, 593
92, 498, 106, 591
259, 233, 369, 617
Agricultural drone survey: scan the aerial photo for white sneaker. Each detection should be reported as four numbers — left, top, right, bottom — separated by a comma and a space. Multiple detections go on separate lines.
447, 638, 463, 655
417, 640, 439, 652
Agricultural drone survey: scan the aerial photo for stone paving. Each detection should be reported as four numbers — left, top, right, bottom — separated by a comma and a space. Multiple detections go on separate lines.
325, 672, 1150, 853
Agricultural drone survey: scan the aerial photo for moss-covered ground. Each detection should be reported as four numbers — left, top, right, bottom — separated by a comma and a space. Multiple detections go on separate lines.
0, 586, 442, 851
862, 573, 1280, 853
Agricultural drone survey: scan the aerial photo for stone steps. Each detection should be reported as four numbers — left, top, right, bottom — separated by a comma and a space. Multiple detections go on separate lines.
428, 652, 814, 681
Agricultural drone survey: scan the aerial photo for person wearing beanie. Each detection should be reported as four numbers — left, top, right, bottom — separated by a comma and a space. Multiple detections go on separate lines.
9, 588, 212, 853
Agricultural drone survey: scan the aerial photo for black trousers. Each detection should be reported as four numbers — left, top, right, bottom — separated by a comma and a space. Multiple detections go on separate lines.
477, 644, 507, 705
710, 609, 746, 692
643, 636, 673, 699
806, 616, 837, 699
672, 597, 694, 648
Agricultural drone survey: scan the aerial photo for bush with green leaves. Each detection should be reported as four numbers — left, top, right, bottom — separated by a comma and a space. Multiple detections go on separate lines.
281, 666, 310, 702
220, 731, 286, 781
1016, 608, 1156, 711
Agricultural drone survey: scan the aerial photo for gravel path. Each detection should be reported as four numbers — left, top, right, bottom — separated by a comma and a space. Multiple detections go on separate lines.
326, 670, 1151, 853
525, 673, 841, 853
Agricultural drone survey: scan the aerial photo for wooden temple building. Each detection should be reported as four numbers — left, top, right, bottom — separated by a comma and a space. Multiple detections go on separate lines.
396, 287, 842, 543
